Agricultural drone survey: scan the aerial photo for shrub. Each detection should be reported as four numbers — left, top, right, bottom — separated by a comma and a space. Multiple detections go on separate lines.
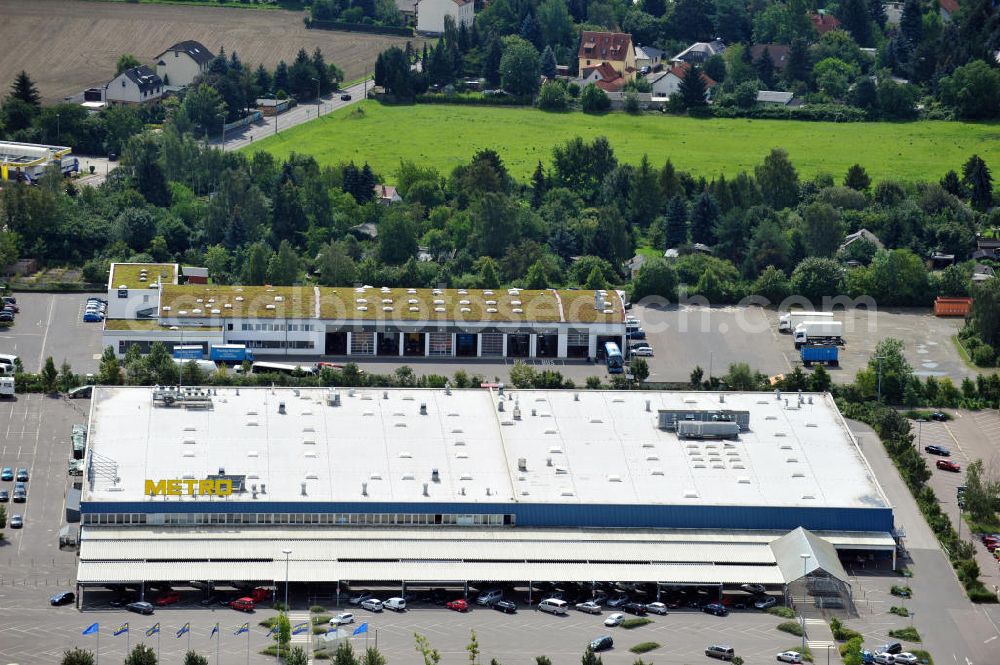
313, 652, 330, 660
621, 618, 653, 629
888, 627, 921, 642
629, 642, 660, 654
830, 617, 862, 641
310, 605, 328, 613
768, 606, 796, 618
777, 621, 804, 636
973, 344, 995, 366
312, 615, 332, 625
889, 606, 909, 617
890, 585, 913, 597
909, 649, 933, 665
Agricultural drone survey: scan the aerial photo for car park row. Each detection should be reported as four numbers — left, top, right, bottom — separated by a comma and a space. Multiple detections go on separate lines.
0, 464, 28, 530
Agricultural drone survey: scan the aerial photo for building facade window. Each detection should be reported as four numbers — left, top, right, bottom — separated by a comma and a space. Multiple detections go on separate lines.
85, 511, 513, 527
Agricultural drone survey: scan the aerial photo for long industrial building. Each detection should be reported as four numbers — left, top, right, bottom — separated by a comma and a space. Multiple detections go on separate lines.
75, 385, 897, 607
101, 263, 628, 360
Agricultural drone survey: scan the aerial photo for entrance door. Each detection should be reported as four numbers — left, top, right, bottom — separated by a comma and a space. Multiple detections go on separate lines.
404, 333, 425, 356
536, 334, 559, 358
378, 332, 400, 356
325, 331, 347, 355
507, 334, 530, 358
456, 333, 477, 357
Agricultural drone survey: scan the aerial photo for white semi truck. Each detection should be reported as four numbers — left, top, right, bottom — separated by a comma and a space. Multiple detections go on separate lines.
778, 310, 834, 332
793, 321, 844, 348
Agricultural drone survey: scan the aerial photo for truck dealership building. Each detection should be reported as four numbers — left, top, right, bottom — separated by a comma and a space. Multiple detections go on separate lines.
101, 263, 628, 361
75, 385, 897, 607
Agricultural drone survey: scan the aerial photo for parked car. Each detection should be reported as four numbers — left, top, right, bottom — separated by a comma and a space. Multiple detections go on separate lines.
68, 385, 93, 399
606, 594, 629, 608
83, 312, 104, 323
360, 598, 383, 612
127, 601, 155, 615
10, 513, 23, 528
645, 601, 667, 615
705, 645, 735, 661
50, 591, 75, 606
631, 346, 654, 357
924, 444, 951, 456
330, 613, 355, 625
604, 613, 624, 627
12, 488, 26, 502
1, 467, 12, 481
754, 596, 777, 609
589, 636, 613, 652
348, 591, 372, 605
384, 597, 406, 612
873, 653, 895, 665
626, 329, 646, 340
15, 468, 28, 482
446, 599, 469, 612
1, 302, 18, 313
156, 591, 181, 606
576, 601, 603, 614
493, 599, 517, 614
880, 642, 903, 655
777, 652, 803, 663
623, 602, 647, 616
930, 411, 947, 421
703, 603, 728, 616
340, 93, 352, 101
249, 587, 272, 602
936, 459, 961, 472
0, 490, 7, 502
0, 312, 13, 323
893, 654, 918, 665
476, 589, 503, 606
229, 597, 255, 612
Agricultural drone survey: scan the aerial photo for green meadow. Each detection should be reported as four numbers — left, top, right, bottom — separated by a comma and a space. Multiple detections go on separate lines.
250, 101, 1000, 183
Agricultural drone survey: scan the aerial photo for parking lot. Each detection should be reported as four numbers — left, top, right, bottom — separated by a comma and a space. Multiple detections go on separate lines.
631, 304, 971, 385
0, 292, 106, 373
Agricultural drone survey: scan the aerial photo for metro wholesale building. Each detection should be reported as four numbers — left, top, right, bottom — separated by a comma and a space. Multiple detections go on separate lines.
76, 385, 897, 609
101, 263, 628, 360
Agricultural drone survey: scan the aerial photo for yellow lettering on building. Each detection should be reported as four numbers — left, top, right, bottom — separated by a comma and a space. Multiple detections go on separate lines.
145, 479, 166, 496
145, 479, 235, 497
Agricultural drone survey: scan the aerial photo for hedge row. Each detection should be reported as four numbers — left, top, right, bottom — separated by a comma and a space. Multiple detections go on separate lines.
415, 93, 532, 107
709, 103, 870, 122
305, 18, 413, 36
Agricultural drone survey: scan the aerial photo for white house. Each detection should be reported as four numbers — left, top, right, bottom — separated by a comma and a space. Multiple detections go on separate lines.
416, 0, 474, 35
105, 66, 163, 105
635, 45, 665, 71
648, 63, 716, 100
155, 40, 215, 88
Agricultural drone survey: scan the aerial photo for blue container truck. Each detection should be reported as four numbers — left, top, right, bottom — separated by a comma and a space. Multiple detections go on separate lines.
209, 344, 254, 363
172, 345, 205, 360
800, 345, 839, 367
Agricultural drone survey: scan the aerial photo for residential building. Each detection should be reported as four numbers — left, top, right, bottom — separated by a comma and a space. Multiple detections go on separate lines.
939, 0, 959, 21
155, 40, 215, 88
635, 45, 665, 71
578, 31, 637, 82
809, 12, 842, 34
648, 62, 717, 100
105, 66, 163, 106
579, 62, 626, 93
672, 40, 726, 65
416, 0, 474, 35
375, 184, 402, 205
884, 1, 904, 26
839, 229, 884, 253
756, 90, 796, 106
395, 0, 418, 25
749, 44, 791, 71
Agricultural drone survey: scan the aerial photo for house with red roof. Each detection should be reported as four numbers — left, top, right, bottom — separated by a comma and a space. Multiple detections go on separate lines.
578, 31, 637, 82
579, 62, 627, 93
938, 0, 959, 21
648, 62, 716, 100
809, 12, 842, 34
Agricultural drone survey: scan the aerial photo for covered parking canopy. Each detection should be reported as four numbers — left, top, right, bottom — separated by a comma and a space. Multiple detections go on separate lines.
771, 527, 854, 612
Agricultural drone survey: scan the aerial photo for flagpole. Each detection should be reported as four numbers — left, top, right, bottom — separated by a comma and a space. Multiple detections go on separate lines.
246, 626, 250, 665
188, 627, 191, 653
96, 627, 100, 665
157, 629, 161, 663
126, 628, 130, 656
216, 628, 220, 665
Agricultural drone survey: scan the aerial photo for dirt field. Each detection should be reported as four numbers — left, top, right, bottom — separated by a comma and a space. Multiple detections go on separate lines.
0, 0, 419, 102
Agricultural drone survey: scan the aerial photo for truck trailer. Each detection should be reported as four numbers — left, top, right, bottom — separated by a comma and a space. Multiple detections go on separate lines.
793, 321, 844, 348
800, 345, 839, 367
778, 310, 834, 332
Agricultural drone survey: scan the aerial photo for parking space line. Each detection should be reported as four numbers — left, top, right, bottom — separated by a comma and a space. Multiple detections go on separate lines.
37, 295, 55, 371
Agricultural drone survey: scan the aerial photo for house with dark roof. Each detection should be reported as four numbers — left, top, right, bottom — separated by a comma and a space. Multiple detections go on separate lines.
750, 44, 791, 71
105, 66, 163, 106
672, 40, 726, 65
648, 62, 717, 100
635, 45, 665, 71
155, 41, 215, 88
810, 12, 842, 34
578, 31, 637, 82
938, 0, 959, 21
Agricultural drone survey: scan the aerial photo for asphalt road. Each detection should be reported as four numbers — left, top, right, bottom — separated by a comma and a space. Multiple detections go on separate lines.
0, 292, 106, 374
217, 81, 369, 153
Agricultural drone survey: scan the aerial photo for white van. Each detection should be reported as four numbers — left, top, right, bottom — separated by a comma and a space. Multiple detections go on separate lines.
0, 353, 18, 369
538, 598, 568, 615
384, 597, 406, 612
0, 376, 14, 397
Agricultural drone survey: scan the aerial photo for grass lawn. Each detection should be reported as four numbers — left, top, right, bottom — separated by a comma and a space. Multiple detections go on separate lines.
249, 101, 1000, 183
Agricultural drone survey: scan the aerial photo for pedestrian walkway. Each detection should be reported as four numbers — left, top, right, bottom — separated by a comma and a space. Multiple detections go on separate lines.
804, 618, 843, 665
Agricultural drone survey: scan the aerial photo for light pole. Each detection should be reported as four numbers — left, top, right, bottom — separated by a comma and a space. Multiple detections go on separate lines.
312, 77, 320, 117
799, 553, 811, 652
875, 355, 885, 401
56, 112, 60, 142
283, 548, 292, 609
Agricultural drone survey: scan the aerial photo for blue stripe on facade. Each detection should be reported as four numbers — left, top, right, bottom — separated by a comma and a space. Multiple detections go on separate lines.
82, 500, 894, 533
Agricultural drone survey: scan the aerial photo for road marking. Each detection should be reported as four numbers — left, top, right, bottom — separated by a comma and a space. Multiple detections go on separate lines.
37, 295, 55, 371
985, 636, 997, 644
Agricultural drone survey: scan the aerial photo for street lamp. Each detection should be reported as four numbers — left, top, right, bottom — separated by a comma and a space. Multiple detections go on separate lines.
916, 418, 926, 449
311, 76, 321, 117
799, 553, 811, 652
55, 112, 60, 142
282, 548, 292, 609
875, 355, 885, 401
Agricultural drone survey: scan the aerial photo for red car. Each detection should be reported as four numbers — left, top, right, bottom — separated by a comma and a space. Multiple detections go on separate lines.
936, 459, 961, 472
446, 599, 470, 612
249, 587, 273, 602
155, 591, 181, 606
230, 597, 255, 612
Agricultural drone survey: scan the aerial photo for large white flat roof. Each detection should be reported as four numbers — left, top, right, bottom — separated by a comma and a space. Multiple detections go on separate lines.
84, 387, 889, 510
